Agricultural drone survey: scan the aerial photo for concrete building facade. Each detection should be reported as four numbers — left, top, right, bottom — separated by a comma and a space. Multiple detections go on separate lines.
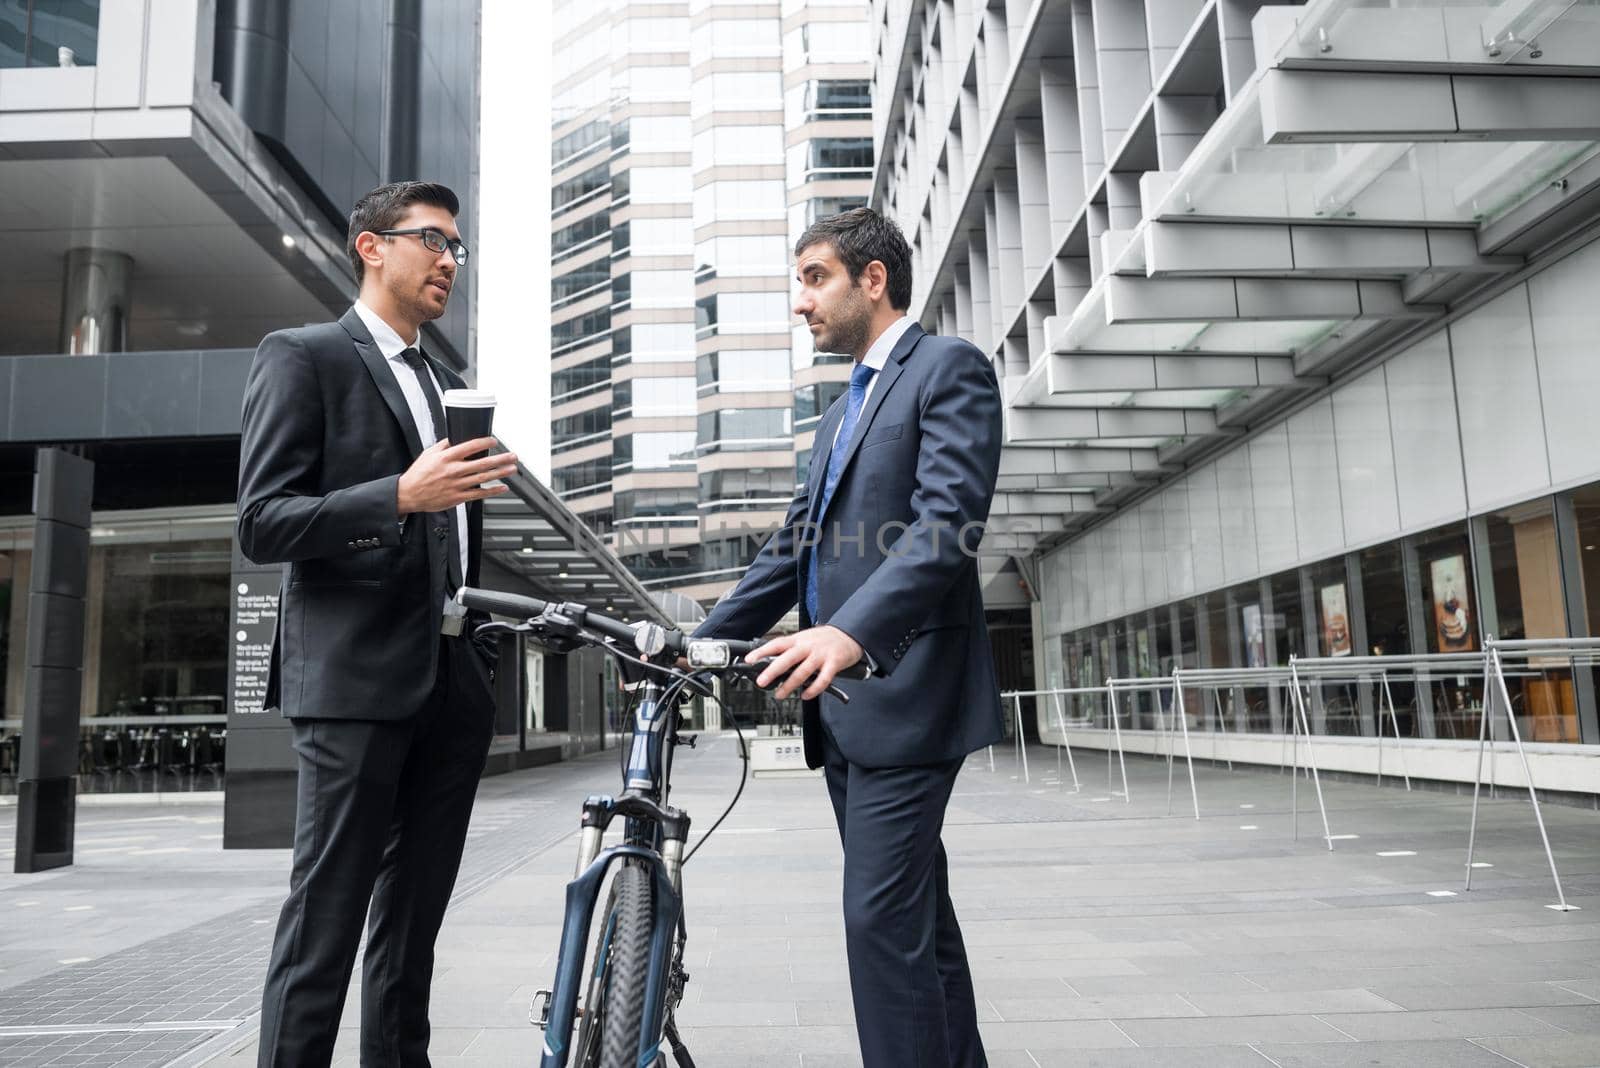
871, 0, 1600, 790
0, 2, 660, 856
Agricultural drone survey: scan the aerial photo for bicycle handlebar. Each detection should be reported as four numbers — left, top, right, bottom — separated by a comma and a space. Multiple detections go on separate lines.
454, 586, 871, 688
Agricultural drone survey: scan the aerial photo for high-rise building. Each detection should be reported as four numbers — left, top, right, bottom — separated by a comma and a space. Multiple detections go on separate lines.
0, 3, 657, 849
549, 0, 872, 607
873, 0, 1600, 781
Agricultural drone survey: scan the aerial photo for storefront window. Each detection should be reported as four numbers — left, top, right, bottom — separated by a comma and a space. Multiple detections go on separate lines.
1266, 570, 1305, 665
92, 539, 230, 720
1414, 521, 1480, 739
1482, 499, 1576, 742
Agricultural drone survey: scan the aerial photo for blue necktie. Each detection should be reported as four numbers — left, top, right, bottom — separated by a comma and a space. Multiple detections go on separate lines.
806, 360, 878, 623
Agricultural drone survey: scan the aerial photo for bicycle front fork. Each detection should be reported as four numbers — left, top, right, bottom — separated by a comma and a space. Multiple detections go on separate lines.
535, 795, 694, 1068
573, 793, 691, 894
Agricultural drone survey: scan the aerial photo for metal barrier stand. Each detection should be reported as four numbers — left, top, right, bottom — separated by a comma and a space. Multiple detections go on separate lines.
1465, 637, 1593, 912
997, 686, 1125, 799
1108, 675, 1197, 819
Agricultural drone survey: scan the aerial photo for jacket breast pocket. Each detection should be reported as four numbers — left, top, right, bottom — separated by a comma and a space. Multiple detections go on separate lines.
860, 422, 903, 449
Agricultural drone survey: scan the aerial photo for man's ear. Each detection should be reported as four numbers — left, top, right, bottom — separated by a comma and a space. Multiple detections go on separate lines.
354, 230, 385, 275
863, 260, 889, 303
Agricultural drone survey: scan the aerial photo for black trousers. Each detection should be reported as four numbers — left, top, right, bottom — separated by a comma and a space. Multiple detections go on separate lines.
257, 638, 495, 1067
820, 727, 987, 1068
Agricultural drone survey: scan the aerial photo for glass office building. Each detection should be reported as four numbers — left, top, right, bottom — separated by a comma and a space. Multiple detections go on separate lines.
0, 3, 660, 814
872, 0, 1600, 786
550, 0, 872, 607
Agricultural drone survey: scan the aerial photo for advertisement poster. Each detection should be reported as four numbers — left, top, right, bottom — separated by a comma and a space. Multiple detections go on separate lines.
1320, 582, 1353, 657
1430, 554, 1475, 652
1242, 604, 1265, 667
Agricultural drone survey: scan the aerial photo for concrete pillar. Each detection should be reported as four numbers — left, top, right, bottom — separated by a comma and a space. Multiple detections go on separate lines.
14, 448, 93, 873
59, 249, 131, 355
382, 0, 422, 180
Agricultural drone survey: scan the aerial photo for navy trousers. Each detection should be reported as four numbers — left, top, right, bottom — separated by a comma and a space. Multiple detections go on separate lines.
820, 727, 987, 1068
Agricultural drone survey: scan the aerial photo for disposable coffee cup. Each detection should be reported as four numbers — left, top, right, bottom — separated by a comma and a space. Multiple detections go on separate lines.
443, 389, 496, 456
443, 389, 500, 486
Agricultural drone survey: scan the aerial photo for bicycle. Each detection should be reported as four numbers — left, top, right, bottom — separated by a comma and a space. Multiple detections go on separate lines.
455, 586, 868, 1068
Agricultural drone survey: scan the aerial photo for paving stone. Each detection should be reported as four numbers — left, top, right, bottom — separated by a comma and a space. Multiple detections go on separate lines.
3, 742, 1600, 1067
1253, 1038, 1532, 1066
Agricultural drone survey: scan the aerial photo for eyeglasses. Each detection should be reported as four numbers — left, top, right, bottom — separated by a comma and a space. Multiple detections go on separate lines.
377, 227, 470, 266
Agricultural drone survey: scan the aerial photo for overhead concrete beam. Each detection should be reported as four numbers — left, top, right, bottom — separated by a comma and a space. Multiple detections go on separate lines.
1143, 220, 1522, 278
1261, 69, 1600, 144
997, 445, 1165, 475
1046, 352, 1302, 394
991, 492, 1106, 516
1104, 275, 1440, 325
1004, 405, 1219, 444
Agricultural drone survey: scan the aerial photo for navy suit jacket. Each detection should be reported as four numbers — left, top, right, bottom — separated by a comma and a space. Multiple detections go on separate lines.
695, 323, 1005, 769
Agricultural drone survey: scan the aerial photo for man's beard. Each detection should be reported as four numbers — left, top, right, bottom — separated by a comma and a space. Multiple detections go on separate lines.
819, 285, 870, 357
390, 274, 446, 322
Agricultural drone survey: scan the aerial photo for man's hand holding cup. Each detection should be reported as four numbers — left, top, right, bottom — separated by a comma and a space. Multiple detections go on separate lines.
397, 437, 517, 514
397, 388, 514, 514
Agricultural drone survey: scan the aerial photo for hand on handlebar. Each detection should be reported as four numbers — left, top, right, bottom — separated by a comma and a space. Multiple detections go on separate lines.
748, 626, 864, 701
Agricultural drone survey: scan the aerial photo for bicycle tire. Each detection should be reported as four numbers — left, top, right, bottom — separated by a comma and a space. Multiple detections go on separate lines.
599, 859, 655, 1068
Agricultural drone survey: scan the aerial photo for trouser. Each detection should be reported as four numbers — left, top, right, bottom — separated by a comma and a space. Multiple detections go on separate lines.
820, 727, 987, 1068
257, 637, 496, 1067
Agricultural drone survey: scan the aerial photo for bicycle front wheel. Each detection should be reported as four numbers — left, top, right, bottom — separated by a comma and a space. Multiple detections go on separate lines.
597, 858, 655, 1068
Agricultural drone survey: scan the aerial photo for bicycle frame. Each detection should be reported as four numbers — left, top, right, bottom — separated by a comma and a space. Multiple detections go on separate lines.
538, 675, 694, 1068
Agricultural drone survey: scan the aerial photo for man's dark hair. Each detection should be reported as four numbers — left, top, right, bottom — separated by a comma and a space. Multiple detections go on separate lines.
794, 207, 913, 311
346, 181, 460, 284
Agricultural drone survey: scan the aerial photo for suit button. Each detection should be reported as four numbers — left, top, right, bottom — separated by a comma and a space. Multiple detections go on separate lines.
347, 541, 356, 548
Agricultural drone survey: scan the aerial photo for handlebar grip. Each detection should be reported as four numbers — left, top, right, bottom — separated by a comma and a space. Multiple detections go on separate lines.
457, 587, 546, 620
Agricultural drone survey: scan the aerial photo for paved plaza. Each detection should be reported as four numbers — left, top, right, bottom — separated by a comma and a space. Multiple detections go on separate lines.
2, 736, 1600, 1067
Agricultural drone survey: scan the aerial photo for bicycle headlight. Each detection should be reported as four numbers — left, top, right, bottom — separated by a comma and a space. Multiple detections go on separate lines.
685, 639, 732, 669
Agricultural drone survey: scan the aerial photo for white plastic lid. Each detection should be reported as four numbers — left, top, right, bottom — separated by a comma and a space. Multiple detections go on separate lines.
442, 388, 495, 407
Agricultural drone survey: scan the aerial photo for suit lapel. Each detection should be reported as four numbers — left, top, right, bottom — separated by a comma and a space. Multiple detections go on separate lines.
342, 308, 425, 459
814, 323, 924, 525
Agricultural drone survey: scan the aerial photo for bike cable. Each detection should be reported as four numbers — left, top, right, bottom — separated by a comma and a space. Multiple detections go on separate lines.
680, 688, 751, 865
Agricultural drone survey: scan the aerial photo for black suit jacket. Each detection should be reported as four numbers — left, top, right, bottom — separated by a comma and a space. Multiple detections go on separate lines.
237, 308, 496, 721
695, 324, 1005, 768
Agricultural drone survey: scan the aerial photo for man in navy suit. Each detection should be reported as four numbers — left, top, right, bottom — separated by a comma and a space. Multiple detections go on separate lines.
694, 208, 1003, 1067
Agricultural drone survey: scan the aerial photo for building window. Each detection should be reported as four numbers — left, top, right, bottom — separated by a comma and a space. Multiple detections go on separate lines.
809, 137, 872, 175
553, 212, 610, 260
613, 376, 694, 418
1482, 498, 1577, 742
696, 408, 791, 454
552, 308, 612, 355
0, 0, 99, 68
613, 431, 696, 472
552, 458, 612, 497
552, 162, 610, 212
794, 380, 846, 424
552, 119, 609, 167
552, 407, 612, 452
697, 349, 790, 394
699, 468, 792, 508
615, 489, 698, 522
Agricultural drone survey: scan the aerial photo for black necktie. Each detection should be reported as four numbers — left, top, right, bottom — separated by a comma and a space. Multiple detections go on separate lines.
399, 347, 464, 591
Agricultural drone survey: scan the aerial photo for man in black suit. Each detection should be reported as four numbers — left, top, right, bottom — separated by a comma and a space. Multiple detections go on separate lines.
237, 181, 519, 1067
694, 208, 1004, 1067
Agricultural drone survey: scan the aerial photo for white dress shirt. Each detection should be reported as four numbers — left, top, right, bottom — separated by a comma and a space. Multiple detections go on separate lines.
353, 301, 469, 583
831, 314, 913, 451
